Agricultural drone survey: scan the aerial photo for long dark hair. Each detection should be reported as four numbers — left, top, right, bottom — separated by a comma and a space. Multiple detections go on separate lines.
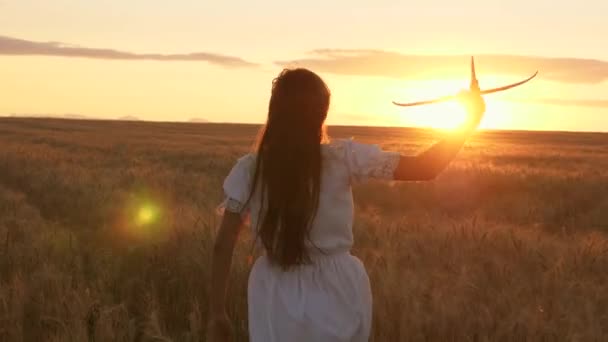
248, 68, 330, 270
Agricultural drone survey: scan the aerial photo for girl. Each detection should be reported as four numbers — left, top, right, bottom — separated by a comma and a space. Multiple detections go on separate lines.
207, 68, 485, 341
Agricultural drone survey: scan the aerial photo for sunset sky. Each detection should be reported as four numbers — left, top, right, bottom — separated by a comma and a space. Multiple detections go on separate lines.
1, 1, 607, 131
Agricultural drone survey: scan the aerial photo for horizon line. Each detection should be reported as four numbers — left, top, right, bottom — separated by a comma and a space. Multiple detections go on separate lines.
1, 115, 606, 135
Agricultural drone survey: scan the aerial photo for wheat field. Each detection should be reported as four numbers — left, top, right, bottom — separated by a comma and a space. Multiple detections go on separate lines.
0, 117, 607, 341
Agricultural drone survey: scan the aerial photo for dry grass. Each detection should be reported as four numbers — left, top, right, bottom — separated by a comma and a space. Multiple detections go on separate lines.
0, 117, 607, 341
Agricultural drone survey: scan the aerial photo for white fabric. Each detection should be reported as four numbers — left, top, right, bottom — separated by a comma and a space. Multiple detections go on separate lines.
220, 138, 400, 342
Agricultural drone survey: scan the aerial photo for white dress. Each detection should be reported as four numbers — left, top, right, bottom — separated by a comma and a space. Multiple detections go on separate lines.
220, 138, 400, 342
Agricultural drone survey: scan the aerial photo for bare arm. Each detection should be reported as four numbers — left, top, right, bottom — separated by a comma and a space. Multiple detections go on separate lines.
393, 132, 468, 181
393, 91, 485, 181
206, 211, 244, 341
209, 211, 243, 313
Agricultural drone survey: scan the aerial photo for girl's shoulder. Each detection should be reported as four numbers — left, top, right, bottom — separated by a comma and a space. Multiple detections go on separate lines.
235, 152, 256, 165
323, 138, 401, 182
221, 153, 257, 209
322, 138, 383, 161
321, 138, 352, 160
233, 140, 348, 170
223, 152, 257, 191
231, 152, 257, 178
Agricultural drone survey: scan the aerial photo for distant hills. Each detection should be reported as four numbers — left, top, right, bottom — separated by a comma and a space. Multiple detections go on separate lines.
3, 113, 212, 124
6, 113, 92, 119
117, 115, 140, 121
188, 118, 210, 123
63, 114, 89, 119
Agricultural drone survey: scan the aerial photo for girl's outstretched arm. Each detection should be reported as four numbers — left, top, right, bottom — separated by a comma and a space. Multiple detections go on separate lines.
393, 91, 486, 181
206, 211, 244, 342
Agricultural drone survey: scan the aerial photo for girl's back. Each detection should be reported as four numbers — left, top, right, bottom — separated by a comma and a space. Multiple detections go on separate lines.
206, 67, 485, 342
221, 138, 399, 341
222, 138, 399, 255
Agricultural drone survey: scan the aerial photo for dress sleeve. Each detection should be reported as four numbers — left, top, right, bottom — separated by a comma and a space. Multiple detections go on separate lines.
217, 154, 255, 216
344, 139, 401, 183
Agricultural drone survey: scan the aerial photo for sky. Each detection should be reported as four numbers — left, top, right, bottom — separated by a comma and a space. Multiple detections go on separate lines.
1, 1, 607, 132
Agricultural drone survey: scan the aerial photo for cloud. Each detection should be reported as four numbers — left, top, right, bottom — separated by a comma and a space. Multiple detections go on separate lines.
276, 49, 608, 84
507, 98, 608, 108
0, 35, 257, 67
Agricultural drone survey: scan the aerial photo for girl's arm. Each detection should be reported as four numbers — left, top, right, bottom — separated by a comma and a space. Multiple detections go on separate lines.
206, 211, 244, 341
393, 91, 486, 181
393, 132, 470, 181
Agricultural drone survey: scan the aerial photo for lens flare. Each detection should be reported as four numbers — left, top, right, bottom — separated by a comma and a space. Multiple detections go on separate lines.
136, 203, 158, 226
112, 189, 173, 244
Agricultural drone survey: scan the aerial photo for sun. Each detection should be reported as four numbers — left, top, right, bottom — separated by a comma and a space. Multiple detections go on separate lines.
135, 203, 159, 227
425, 102, 468, 130
389, 76, 521, 131
397, 100, 467, 130
390, 80, 465, 130
401, 98, 513, 131
395, 95, 514, 131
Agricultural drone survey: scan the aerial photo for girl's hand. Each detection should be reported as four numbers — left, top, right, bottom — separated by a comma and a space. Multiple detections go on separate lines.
456, 90, 486, 133
206, 312, 234, 342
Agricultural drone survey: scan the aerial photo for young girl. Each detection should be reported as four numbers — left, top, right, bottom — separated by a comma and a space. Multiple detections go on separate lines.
207, 68, 485, 341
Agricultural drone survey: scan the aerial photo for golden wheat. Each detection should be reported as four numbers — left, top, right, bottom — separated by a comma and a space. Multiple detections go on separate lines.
0, 118, 607, 341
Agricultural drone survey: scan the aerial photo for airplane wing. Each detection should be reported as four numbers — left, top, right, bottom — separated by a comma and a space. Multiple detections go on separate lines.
392, 71, 539, 107
479, 71, 538, 95
392, 94, 456, 107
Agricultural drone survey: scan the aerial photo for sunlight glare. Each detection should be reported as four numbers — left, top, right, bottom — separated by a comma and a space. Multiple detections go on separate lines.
136, 203, 159, 227
390, 77, 522, 131
112, 190, 171, 243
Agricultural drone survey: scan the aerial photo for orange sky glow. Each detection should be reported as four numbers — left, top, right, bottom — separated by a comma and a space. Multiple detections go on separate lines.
1, 1, 607, 132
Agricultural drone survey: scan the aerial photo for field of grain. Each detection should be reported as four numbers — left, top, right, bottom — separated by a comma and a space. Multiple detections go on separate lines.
0, 117, 607, 341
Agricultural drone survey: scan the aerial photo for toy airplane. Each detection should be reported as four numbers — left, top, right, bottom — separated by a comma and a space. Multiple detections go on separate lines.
392, 57, 538, 107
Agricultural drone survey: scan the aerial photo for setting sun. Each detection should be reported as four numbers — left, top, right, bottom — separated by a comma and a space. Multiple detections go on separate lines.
398, 101, 467, 130
395, 97, 518, 131
387, 69, 537, 131
136, 204, 159, 227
